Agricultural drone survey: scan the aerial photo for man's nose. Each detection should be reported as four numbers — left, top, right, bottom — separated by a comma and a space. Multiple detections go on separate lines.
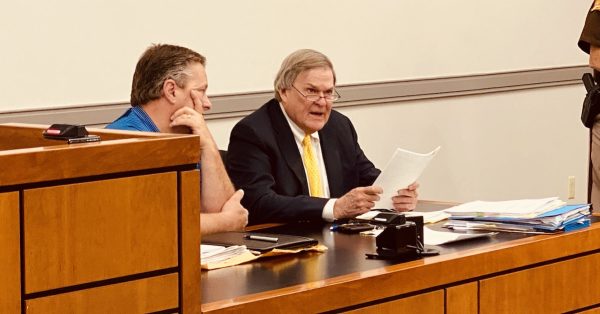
203, 95, 213, 111
314, 95, 328, 106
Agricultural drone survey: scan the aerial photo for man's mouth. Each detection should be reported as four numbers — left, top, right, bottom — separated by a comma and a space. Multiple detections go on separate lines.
309, 112, 324, 117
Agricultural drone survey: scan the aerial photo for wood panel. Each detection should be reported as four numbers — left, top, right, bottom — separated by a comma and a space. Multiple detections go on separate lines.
25, 273, 179, 313
0, 123, 164, 151
446, 282, 478, 314
23, 173, 178, 293
342, 290, 444, 314
180, 170, 201, 313
0, 124, 64, 150
0, 128, 200, 186
480, 253, 600, 313
202, 222, 600, 313
0, 192, 20, 313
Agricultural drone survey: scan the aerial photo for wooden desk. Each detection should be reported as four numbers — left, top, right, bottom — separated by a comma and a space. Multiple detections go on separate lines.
0, 123, 201, 313
201, 202, 600, 313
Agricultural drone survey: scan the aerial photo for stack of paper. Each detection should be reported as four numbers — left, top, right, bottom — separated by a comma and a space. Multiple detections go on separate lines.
443, 197, 591, 233
200, 243, 328, 270
200, 244, 255, 264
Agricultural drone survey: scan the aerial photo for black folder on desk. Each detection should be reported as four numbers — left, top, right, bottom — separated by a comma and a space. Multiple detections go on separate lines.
202, 231, 318, 252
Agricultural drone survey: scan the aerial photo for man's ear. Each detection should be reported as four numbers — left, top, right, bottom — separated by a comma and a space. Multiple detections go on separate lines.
279, 88, 289, 103
162, 79, 178, 104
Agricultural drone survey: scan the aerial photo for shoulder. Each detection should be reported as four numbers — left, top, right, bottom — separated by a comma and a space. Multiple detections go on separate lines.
234, 99, 278, 130
105, 108, 154, 132
326, 109, 354, 131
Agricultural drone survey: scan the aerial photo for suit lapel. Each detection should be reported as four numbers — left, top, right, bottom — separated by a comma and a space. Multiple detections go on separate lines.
267, 100, 309, 194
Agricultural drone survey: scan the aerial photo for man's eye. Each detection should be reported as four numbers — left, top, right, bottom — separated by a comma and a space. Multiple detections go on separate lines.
306, 88, 317, 94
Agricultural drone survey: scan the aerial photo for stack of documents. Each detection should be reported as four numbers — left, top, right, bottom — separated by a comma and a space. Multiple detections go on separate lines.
443, 197, 591, 234
201, 245, 255, 264
200, 243, 328, 270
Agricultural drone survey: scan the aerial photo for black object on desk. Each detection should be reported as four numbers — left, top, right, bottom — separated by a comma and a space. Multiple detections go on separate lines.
367, 213, 438, 260
43, 124, 101, 143
202, 231, 317, 252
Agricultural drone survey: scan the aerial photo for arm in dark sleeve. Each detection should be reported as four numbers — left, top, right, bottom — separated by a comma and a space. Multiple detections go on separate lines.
227, 122, 328, 225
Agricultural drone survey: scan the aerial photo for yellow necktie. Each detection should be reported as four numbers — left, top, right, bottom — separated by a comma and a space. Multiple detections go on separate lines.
302, 134, 323, 197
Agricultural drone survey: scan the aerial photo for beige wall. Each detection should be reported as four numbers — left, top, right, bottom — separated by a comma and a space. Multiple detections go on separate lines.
207, 84, 589, 204
0, 0, 593, 204
0, 0, 591, 111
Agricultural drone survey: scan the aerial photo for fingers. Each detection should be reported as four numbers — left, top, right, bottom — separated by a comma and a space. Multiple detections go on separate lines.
333, 186, 382, 219
361, 185, 383, 195
169, 106, 205, 134
190, 90, 204, 113
407, 182, 420, 191
170, 106, 197, 122
396, 188, 418, 198
392, 184, 419, 212
391, 195, 417, 212
222, 190, 249, 230
229, 189, 244, 202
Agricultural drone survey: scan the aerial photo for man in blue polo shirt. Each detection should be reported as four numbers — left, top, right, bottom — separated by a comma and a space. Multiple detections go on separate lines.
107, 44, 248, 234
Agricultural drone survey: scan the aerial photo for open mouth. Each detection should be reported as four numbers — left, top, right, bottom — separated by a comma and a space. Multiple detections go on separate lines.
310, 112, 324, 117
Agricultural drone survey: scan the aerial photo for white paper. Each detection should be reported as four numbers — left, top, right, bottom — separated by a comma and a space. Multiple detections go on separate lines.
444, 197, 565, 218
356, 209, 450, 224
373, 146, 440, 209
405, 210, 451, 224
200, 244, 250, 263
424, 227, 496, 245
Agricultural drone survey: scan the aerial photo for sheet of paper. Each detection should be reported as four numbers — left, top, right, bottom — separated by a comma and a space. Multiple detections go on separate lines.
444, 197, 565, 218
201, 244, 250, 264
424, 227, 496, 245
373, 146, 440, 209
356, 209, 450, 224
405, 210, 451, 224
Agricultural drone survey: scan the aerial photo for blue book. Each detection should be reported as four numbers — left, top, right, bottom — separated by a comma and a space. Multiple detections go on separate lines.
562, 218, 591, 232
535, 204, 590, 218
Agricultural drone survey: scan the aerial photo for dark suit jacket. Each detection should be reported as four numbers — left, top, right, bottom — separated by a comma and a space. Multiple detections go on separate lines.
227, 98, 381, 225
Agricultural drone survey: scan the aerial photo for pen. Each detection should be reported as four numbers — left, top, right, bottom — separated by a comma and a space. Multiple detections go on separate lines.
245, 234, 279, 243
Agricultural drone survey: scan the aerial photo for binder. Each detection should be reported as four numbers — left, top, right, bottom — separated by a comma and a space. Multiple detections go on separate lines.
202, 231, 318, 252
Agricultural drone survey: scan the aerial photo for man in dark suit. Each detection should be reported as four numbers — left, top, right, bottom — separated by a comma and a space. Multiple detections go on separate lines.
579, 1, 600, 211
227, 49, 418, 225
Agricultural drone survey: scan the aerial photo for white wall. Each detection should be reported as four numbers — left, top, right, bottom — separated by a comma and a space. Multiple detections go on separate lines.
1, 0, 593, 204
208, 84, 590, 204
0, 0, 591, 111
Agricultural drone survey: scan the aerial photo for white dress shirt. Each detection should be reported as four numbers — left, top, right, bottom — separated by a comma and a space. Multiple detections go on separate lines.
279, 103, 337, 221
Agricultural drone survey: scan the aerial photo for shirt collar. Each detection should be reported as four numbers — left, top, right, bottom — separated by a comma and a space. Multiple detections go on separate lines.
132, 106, 160, 132
279, 102, 320, 143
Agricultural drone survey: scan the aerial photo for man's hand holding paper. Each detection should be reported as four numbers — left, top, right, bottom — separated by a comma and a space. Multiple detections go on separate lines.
373, 146, 441, 211
392, 182, 420, 212
333, 186, 383, 219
